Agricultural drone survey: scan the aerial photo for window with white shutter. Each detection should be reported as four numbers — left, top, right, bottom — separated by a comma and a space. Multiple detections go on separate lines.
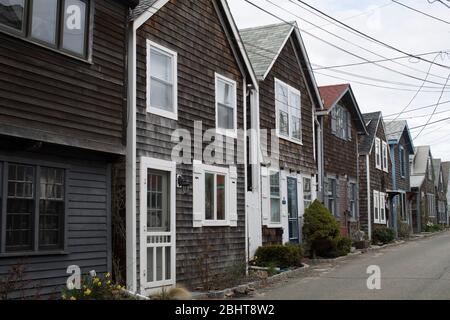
192, 162, 237, 227
373, 190, 380, 223
382, 141, 389, 173
375, 138, 382, 170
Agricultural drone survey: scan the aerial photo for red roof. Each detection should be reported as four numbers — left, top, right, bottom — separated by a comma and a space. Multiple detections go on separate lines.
318, 84, 350, 110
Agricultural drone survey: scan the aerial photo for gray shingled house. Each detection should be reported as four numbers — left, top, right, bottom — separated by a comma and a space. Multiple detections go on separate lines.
239, 22, 324, 255
385, 120, 415, 236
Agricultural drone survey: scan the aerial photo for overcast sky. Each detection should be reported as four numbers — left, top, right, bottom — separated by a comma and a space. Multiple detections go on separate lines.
228, 0, 450, 161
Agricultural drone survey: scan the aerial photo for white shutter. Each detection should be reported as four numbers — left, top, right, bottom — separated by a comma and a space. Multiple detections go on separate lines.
229, 166, 238, 227
193, 161, 204, 228
331, 108, 337, 134
261, 167, 270, 225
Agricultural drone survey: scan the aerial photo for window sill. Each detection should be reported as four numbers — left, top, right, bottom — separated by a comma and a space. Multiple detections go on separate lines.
0, 30, 92, 64
277, 134, 303, 146
215, 128, 238, 139
200, 220, 235, 227
147, 106, 178, 121
0, 250, 69, 258
265, 223, 282, 229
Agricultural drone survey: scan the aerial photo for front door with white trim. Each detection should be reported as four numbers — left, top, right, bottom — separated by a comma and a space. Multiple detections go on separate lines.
140, 158, 176, 295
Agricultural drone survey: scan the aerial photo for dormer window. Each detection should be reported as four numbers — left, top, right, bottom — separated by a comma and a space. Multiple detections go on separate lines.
331, 104, 351, 140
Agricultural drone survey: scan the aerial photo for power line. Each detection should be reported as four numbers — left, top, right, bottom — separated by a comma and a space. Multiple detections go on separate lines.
428, 0, 450, 9
391, 54, 443, 121
305, 2, 394, 31
294, 0, 450, 69
259, 0, 450, 87
314, 71, 448, 92
391, 0, 450, 25
387, 107, 450, 120
414, 69, 450, 139
384, 100, 450, 117
313, 51, 447, 70
313, 63, 450, 91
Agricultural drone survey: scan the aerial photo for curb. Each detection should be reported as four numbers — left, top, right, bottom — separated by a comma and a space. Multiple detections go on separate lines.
194, 264, 310, 300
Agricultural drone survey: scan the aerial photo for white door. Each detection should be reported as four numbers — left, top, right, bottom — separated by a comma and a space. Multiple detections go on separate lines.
140, 158, 176, 295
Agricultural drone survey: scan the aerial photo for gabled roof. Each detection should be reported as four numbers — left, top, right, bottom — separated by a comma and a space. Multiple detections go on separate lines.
319, 84, 350, 110
318, 83, 367, 134
239, 21, 323, 110
240, 22, 294, 79
412, 146, 431, 176
410, 175, 425, 189
129, 0, 258, 89
385, 120, 414, 154
358, 112, 382, 155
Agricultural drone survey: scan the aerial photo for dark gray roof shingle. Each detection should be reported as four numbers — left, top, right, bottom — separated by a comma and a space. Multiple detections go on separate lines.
130, 0, 158, 21
385, 120, 406, 142
358, 112, 381, 155
239, 22, 294, 79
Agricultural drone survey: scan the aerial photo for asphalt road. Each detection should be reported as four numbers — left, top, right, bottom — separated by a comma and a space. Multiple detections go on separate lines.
247, 231, 450, 300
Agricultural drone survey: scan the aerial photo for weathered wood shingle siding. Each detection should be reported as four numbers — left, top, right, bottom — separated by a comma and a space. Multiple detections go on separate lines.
0, 148, 111, 298
259, 37, 316, 173
135, 0, 246, 287
0, 0, 128, 155
392, 133, 411, 192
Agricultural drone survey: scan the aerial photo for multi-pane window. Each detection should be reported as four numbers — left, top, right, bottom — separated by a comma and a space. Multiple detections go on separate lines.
216, 74, 237, 135
269, 172, 281, 224
39, 167, 64, 249
1, 162, 66, 253
373, 190, 380, 223
428, 158, 433, 181
327, 178, 337, 216
6, 164, 34, 252
275, 79, 302, 142
399, 146, 406, 178
375, 138, 381, 170
147, 171, 170, 232
349, 183, 356, 219
0, 0, 90, 58
373, 190, 386, 224
331, 105, 351, 140
382, 141, 389, 172
303, 177, 312, 210
205, 172, 226, 221
147, 41, 178, 119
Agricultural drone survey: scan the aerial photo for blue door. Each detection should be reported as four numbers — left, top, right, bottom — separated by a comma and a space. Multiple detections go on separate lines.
287, 177, 300, 243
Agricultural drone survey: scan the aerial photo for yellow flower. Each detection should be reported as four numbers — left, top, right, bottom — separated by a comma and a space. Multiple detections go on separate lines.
70, 296, 77, 301
106, 280, 111, 285
97, 282, 102, 287
93, 277, 99, 284
62, 294, 66, 300
84, 288, 92, 296
116, 285, 122, 290
105, 272, 111, 278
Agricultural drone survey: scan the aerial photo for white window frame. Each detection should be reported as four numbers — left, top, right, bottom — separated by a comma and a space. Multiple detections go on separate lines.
399, 145, 406, 178
373, 190, 380, 224
303, 176, 312, 211
375, 138, 381, 170
382, 141, 389, 173
379, 192, 387, 224
146, 40, 178, 120
193, 162, 237, 227
349, 182, 357, 220
269, 170, 282, 225
215, 73, 237, 138
274, 78, 302, 145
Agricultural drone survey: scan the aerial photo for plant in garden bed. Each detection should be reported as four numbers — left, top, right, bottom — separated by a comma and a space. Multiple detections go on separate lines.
253, 244, 304, 269
398, 220, 412, 239
62, 272, 132, 300
302, 200, 350, 258
424, 221, 444, 232
372, 226, 395, 245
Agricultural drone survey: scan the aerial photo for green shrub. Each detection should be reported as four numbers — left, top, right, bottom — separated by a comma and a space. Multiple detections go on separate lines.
254, 244, 303, 268
336, 237, 352, 256
424, 221, 444, 232
302, 200, 341, 258
372, 226, 395, 245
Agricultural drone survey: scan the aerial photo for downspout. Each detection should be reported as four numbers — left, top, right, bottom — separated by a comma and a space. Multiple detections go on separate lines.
314, 115, 324, 202
366, 154, 372, 240
390, 144, 398, 237
417, 187, 421, 233
126, 21, 137, 293
243, 77, 249, 269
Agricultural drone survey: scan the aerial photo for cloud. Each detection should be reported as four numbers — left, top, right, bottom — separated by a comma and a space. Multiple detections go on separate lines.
228, 0, 450, 160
